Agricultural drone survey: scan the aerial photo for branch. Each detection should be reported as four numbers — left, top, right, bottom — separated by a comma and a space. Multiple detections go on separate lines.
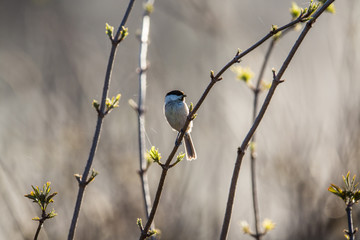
250, 36, 276, 240
67, 1, 136, 239
249, 18, 297, 240
136, 0, 156, 237
220, 71, 284, 240
33, 219, 44, 240
138, 4, 313, 239
346, 205, 355, 240
219, 1, 335, 239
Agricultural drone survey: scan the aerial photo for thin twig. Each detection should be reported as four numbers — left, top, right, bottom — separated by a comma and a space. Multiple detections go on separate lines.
250, 23, 298, 240
220, 71, 284, 240
346, 205, 355, 240
219, 1, 335, 239
33, 209, 50, 240
137, 0, 156, 237
250, 37, 276, 240
33, 219, 44, 240
67, 1, 136, 239
213, 15, 305, 85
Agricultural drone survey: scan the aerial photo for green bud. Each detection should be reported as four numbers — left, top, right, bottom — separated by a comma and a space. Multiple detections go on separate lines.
147, 146, 162, 163
317, 0, 335, 14
273, 30, 282, 40
261, 80, 272, 90
289, 2, 302, 19
325, 3, 335, 14
189, 102, 194, 112
104, 93, 121, 114
137, 218, 143, 228
47, 209, 58, 219
25, 182, 58, 221
87, 169, 99, 184
210, 70, 215, 79
176, 152, 185, 163
271, 25, 278, 32
262, 218, 276, 232
74, 174, 82, 182
144, 2, 154, 14
92, 100, 100, 112
148, 229, 158, 237
120, 26, 129, 41
328, 171, 360, 205
231, 66, 254, 84
302, 0, 320, 20
240, 221, 251, 234
105, 23, 114, 38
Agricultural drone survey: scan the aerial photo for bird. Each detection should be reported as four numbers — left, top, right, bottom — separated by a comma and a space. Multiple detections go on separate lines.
164, 90, 197, 160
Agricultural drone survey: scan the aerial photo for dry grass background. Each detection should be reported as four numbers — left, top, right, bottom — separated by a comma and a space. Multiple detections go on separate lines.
0, 0, 359, 239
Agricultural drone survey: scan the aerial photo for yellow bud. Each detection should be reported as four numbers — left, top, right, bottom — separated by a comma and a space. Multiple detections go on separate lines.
231, 66, 254, 84
105, 23, 114, 37
289, 2, 302, 19
261, 80, 272, 90
325, 3, 335, 14
262, 218, 275, 232
240, 221, 251, 234
144, 2, 154, 14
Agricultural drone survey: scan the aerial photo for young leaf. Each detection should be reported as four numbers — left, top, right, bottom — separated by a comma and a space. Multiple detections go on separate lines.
147, 146, 162, 163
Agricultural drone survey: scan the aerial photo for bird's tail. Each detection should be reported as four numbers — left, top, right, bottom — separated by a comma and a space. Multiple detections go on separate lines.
184, 133, 197, 160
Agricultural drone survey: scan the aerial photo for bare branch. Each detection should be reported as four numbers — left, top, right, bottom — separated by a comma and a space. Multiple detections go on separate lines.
136, 0, 157, 238
220, 1, 335, 239
67, 1, 136, 239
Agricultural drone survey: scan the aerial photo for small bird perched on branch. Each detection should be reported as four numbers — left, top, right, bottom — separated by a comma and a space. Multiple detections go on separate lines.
164, 90, 197, 160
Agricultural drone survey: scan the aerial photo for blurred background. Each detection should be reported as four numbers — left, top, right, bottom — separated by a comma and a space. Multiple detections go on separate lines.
0, 0, 359, 239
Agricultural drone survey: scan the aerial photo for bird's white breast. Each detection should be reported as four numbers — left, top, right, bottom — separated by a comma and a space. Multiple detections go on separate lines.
164, 100, 192, 132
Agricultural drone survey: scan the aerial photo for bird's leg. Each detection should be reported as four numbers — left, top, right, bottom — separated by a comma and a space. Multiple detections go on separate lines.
175, 131, 183, 146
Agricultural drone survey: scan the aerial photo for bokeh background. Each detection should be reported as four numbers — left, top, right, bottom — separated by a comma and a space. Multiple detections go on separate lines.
0, 0, 359, 239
